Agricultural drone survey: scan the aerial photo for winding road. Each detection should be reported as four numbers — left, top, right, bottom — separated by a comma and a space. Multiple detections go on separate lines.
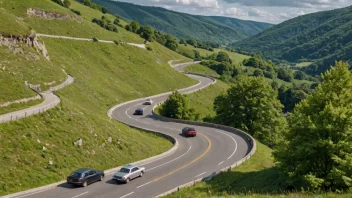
4, 62, 252, 198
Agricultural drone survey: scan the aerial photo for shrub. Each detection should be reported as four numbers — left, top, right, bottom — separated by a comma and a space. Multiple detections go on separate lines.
70, 9, 81, 15
146, 46, 153, 51
92, 37, 99, 42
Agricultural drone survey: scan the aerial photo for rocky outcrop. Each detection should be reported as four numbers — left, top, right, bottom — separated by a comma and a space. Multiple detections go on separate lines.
27, 8, 76, 20
0, 32, 50, 60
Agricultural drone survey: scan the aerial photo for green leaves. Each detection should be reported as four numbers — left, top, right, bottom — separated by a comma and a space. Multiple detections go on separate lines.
213, 75, 286, 147
274, 61, 352, 191
160, 91, 199, 120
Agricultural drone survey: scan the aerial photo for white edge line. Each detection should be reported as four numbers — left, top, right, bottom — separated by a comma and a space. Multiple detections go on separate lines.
120, 192, 134, 198
218, 161, 224, 166
71, 191, 88, 198
216, 130, 238, 160
146, 146, 192, 171
195, 172, 206, 178
136, 181, 152, 188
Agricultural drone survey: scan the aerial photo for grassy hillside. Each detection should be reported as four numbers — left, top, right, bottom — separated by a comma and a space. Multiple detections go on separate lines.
0, 0, 197, 195
232, 5, 352, 75
90, 0, 272, 44
177, 44, 250, 64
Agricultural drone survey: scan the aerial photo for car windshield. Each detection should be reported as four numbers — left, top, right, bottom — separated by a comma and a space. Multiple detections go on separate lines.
146, 99, 151, 101
119, 168, 131, 173
71, 172, 82, 178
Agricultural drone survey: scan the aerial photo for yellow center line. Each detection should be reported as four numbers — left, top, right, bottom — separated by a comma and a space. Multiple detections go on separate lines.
152, 132, 212, 182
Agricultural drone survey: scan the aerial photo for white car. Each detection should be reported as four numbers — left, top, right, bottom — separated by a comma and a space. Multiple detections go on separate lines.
112, 164, 145, 183
144, 99, 153, 105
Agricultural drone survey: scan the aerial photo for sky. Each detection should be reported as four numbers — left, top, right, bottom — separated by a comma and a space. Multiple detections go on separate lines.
115, 0, 352, 24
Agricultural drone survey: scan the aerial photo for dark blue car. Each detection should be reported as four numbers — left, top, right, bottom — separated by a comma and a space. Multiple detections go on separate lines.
67, 168, 104, 187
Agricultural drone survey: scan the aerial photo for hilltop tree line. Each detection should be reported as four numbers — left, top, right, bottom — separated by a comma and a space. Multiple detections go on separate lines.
125, 21, 179, 51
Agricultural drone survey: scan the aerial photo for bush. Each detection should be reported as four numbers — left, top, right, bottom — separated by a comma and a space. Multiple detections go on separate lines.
70, 9, 81, 15
52, 0, 71, 8
92, 17, 118, 33
146, 46, 153, 51
113, 40, 119, 45
92, 37, 99, 42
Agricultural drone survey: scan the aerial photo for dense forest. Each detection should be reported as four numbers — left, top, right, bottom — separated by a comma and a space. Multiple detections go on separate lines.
90, 0, 272, 44
232, 5, 352, 75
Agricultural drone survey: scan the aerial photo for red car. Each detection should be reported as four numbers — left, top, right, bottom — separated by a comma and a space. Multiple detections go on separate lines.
182, 127, 197, 137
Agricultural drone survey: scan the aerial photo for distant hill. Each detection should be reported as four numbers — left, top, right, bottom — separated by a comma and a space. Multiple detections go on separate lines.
232, 6, 352, 75
90, 0, 273, 44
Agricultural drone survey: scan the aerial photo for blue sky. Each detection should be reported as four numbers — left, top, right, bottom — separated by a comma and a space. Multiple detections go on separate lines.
115, 0, 352, 24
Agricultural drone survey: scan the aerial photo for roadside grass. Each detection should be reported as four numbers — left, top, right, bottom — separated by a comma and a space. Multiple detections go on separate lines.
187, 80, 229, 120
0, 98, 43, 115
177, 44, 249, 65
183, 64, 220, 78
0, 44, 66, 103
177, 44, 214, 58
0, 36, 196, 195
213, 48, 249, 64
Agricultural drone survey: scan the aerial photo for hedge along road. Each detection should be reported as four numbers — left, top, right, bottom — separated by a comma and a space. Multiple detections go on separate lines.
14, 62, 251, 198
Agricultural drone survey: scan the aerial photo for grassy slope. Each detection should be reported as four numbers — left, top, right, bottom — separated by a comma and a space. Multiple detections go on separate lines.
183, 64, 220, 78
0, 99, 43, 115
177, 44, 250, 65
0, 0, 196, 195
187, 80, 229, 120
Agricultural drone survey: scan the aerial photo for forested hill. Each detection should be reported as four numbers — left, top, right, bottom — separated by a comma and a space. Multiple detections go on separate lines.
90, 0, 273, 44
232, 5, 352, 75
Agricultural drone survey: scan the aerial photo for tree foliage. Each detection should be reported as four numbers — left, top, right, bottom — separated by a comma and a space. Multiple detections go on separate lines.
274, 61, 352, 191
80, 0, 108, 13
137, 26, 155, 42
160, 91, 199, 120
92, 16, 118, 33
213, 76, 287, 146
52, 0, 71, 8
125, 21, 140, 33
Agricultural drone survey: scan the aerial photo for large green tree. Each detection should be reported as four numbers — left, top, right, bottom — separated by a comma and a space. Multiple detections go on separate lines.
160, 91, 199, 120
214, 76, 286, 146
274, 61, 352, 191
138, 26, 155, 42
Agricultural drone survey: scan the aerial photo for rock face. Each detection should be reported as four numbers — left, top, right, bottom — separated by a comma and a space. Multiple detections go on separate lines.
27, 8, 73, 20
0, 33, 50, 61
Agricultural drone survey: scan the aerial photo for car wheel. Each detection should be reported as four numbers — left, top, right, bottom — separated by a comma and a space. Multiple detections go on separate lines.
126, 178, 130, 183
82, 181, 87, 187
140, 172, 144, 177
100, 175, 104, 181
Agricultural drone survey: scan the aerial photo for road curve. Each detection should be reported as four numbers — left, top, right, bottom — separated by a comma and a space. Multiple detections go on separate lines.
10, 62, 251, 198
0, 73, 74, 123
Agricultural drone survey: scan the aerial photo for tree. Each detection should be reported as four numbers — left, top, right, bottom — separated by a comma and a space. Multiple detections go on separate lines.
125, 21, 140, 33
165, 35, 178, 51
216, 51, 232, 63
193, 50, 201, 60
277, 68, 294, 82
294, 70, 307, 80
138, 26, 155, 42
113, 18, 120, 25
101, 7, 108, 14
63, 0, 71, 8
253, 69, 264, 77
160, 91, 199, 120
274, 61, 352, 191
214, 76, 287, 146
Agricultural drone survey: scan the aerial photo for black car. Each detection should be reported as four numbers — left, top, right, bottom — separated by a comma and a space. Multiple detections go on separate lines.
134, 108, 144, 115
67, 168, 104, 187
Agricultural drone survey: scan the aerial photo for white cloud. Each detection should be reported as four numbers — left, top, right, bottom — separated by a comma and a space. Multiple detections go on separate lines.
118, 0, 352, 23
225, 7, 247, 17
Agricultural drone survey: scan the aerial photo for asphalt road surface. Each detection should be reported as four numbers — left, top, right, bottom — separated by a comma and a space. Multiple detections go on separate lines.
20, 65, 250, 198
